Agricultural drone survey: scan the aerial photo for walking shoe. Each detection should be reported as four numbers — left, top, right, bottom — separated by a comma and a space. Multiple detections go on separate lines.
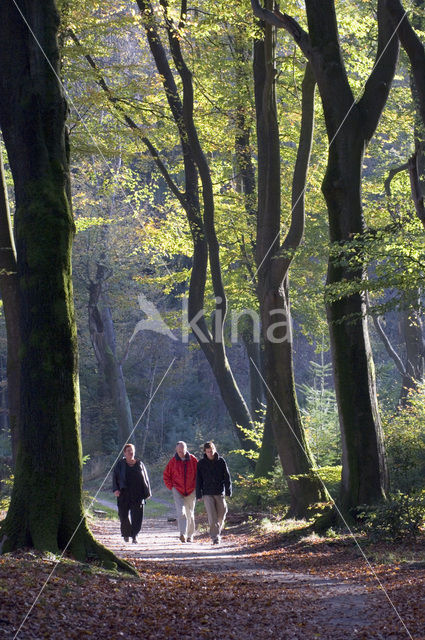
187, 536, 194, 543
123, 536, 129, 542
212, 537, 219, 545
179, 534, 186, 543
132, 536, 138, 544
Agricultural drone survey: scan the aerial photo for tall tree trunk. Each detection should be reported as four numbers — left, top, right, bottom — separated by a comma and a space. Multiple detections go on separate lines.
242, 326, 264, 420
139, 356, 157, 458
88, 263, 133, 445
381, 161, 425, 402
0, 149, 20, 465
254, 9, 327, 516
254, 406, 276, 477
307, 0, 397, 508
0, 0, 131, 570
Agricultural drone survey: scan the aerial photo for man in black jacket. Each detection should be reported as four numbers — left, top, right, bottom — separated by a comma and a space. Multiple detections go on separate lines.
113, 443, 151, 544
196, 441, 232, 545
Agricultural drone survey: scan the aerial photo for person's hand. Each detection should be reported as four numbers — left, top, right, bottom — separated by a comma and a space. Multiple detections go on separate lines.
114, 490, 120, 497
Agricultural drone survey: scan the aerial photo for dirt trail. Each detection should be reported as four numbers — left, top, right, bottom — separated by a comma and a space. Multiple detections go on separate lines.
92, 510, 375, 638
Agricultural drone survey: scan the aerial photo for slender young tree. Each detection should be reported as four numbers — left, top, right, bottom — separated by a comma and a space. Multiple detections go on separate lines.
0, 0, 131, 569
254, 7, 328, 515
88, 261, 134, 445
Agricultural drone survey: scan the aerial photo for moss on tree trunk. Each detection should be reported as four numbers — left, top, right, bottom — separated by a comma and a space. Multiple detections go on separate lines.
0, 0, 133, 573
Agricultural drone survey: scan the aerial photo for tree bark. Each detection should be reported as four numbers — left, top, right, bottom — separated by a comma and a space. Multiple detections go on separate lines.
385, 0, 425, 131
254, 9, 328, 516
0, 0, 132, 570
382, 159, 425, 402
252, 0, 398, 509
88, 263, 133, 445
0, 149, 21, 464
303, 0, 398, 508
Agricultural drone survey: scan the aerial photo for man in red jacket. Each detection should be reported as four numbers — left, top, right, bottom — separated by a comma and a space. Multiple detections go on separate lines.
163, 441, 198, 543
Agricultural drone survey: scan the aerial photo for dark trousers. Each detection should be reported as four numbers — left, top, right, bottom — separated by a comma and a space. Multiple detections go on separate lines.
117, 491, 144, 538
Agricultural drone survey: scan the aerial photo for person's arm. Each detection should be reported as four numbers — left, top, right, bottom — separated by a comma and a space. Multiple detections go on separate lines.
223, 459, 232, 497
196, 461, 203, 499
163, 459, 173, 490
141, 462, 152, 499
112, 461, 120, 495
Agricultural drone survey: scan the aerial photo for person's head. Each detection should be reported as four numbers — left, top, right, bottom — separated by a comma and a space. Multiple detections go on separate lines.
123, 443, 135, 460
176, 441, 187, 459
203, 441, 216, 460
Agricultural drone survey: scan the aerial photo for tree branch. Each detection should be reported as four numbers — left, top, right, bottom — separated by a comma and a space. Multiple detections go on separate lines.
359, 0, 400, 142
366, 292, 406, 377
385, 0, 425, 130
250, 0, 311, 57
384, 161, 409, 198
408, 151, 425, 226
67, 29, 186, 206
280, 62, 316, 271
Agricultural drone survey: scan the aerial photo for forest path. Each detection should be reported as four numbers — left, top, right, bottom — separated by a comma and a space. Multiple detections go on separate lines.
91, 512, 376, 638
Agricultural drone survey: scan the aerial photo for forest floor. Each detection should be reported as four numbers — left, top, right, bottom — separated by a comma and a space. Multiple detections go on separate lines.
1, 501, 425, 639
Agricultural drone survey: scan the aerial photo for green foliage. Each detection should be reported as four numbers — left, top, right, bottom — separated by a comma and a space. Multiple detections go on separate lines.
316, 465, 342, 500
384, 384, 425, 492
324, 218, 425, 315
230, 420, 264, 461
233, 463, 341, 510
357, 491, 425, 542
232, 461, 290, 510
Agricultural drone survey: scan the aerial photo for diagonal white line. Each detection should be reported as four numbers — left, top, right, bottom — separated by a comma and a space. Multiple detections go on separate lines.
12, 356, 176, 640
250, 357, 414, 640
252, 8, 408, 283
8, 0, 171, 276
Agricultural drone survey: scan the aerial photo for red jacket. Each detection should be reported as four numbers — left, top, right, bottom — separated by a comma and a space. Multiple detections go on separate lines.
163, 452, 198, 496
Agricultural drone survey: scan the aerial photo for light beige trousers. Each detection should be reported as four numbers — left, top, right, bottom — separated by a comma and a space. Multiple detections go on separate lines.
172, 488, 196, 538
203, 495, 228, 539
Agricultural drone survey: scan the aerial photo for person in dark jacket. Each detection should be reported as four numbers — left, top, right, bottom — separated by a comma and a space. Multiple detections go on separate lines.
113, 443, 151, 544
163, 441, 198, 543
196, 441, 232, 545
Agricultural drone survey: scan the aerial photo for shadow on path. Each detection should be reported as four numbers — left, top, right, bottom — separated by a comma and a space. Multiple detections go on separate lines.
91, 514, 374, 637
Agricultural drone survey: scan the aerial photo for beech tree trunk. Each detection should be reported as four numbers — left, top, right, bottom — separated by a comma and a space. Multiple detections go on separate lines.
254, 11, 328, 516
0, 0, 131, 570
302, 0, 398, 508
88, 264, 133, 445
0, 150, 20, 464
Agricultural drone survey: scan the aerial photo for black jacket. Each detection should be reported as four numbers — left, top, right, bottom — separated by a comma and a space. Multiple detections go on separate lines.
196, 453, 232, 499
112, 458, 152, 500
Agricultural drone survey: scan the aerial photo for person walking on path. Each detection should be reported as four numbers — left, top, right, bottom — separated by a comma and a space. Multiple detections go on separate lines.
163, 441, 198, 543
196, 441, 232, 545
113, 443, 151, 544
